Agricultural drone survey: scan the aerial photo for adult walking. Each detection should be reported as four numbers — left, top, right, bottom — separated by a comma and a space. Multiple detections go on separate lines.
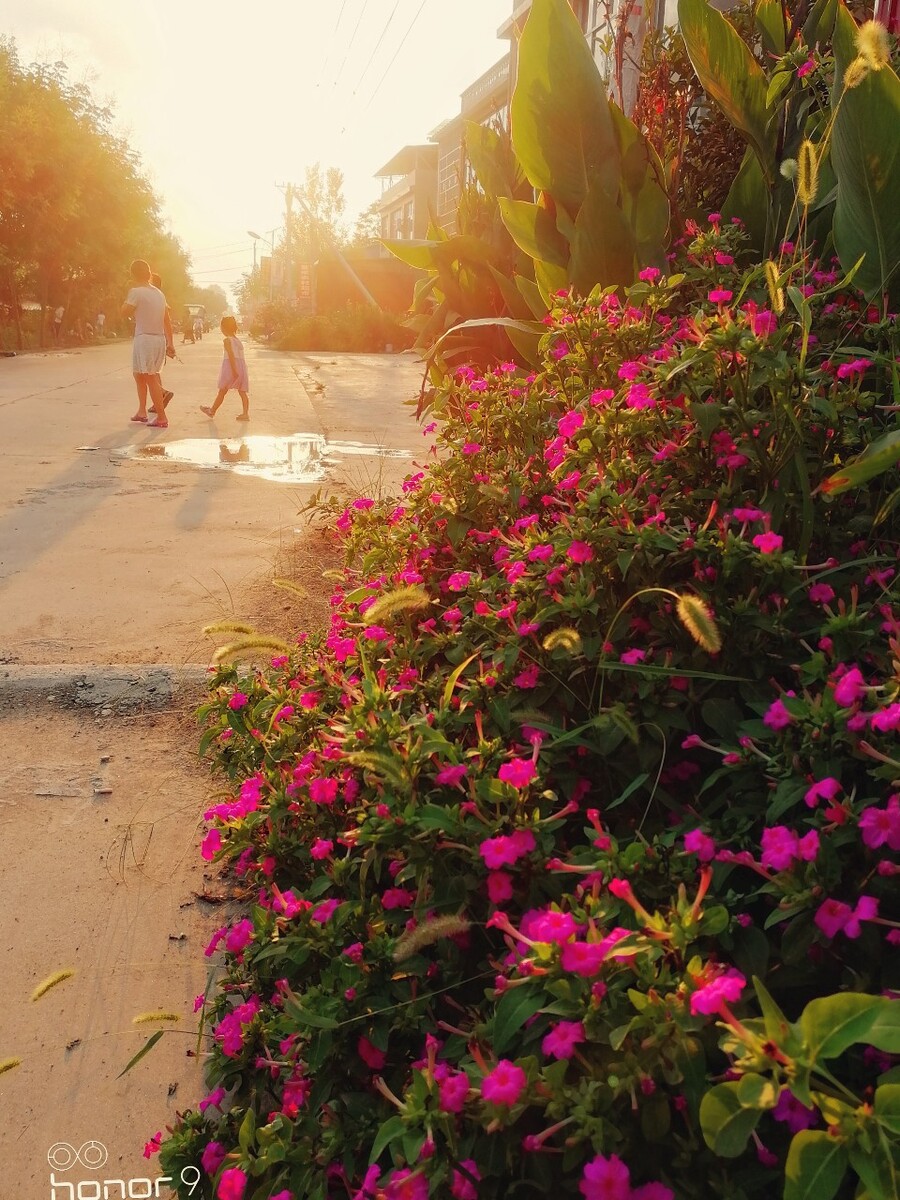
121, 259, 174, 428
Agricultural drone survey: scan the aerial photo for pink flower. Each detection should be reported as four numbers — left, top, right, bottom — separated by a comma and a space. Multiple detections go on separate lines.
639, 267, 661, 282
357, 1035, 387, 1070
482, 1059, 527, 1106
871, 703, 900, 732
542, 1020, 585, 1060
142, 1132, 162, 1159
809, 583, 835, 604
558, 410, 585, 438
834, 665, 866, 707
815, 895, 878, 939
590, 388, 616, 406
805, 776, 841, 808
384, 1169, 429, 1200
479, 829, 535, 868
620, 648, 646, 665
309, 777, 339, 805
364, 625, 391, 641
753, 531, 783, 554
462, 442, 482, 455
567, 540, 594, 563
201, 1141, 227, 1176
217, 1168, 247, 1200
225, 919, 253, 953
513, 663, 540, 689
436, 763, 468, 786
487, 871, 514, 903
859, 798, 900, 850
201, 828, 222, 862
797, 56, 816, 76
382, 887, 414, 910
690, 968, 746, 1015
199, 1086, 227, 1114
498, 759, 537, 788
451, 1160, 481, 1200
772, 1089, 818, 1132
559, 936, 627, 977
580, 1154, 631, 1200
708, 289, 733, 304
626, 382, 656, 409
228, 691, 248, 710
763, 697, 794, 730
530, 910, 578, 943
448, 571, 471, 591
438, 1070, 470, 1112
684, 829, 716, 862
760, 826, 800, 872
344, 942, 364, 963
310, 838, 333, 860
312, 898, 340, 924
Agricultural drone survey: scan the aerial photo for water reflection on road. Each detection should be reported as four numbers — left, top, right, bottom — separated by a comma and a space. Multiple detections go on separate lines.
112, 434, 411, 484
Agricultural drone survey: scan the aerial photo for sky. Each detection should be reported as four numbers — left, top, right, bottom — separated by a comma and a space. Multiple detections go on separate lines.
1, 0, 514, 299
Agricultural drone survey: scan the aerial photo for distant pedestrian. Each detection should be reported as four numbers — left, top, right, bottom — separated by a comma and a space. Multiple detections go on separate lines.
52, 305, 64, 343
96, 311, 106, 336
121, 259, 174, 427
181, 308, 195, 344
200, 315, 250, 421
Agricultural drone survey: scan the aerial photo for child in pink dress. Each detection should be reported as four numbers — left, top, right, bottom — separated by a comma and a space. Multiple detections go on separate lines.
200, 316, 250, 420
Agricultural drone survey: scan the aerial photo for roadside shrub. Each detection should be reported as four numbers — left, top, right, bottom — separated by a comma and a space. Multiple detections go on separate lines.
159, 223, 899, 1200
275, 304, 414, 354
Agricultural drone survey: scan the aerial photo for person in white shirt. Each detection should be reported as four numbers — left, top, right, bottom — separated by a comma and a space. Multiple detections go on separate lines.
52, 305, 64, 343
120, 259, 174, 427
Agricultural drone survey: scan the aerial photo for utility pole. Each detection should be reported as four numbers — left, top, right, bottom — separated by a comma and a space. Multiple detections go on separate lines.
276, 182, 294, 300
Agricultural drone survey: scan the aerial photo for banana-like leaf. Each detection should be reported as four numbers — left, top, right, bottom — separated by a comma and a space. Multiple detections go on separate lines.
516, 274, 548, 319
465, 121, 523, 201
569, 180, 636, 293
819, 427, 900, 495
831, 4, 900, 303
511, 0, 620, 215
488, 265, 536, 321
499, 197, 570, 266
756, 0, 787, 57
679, 0, 775, 180
609, 101, 670, 258
803, 0, 838, 46
722, 148, 770, 253
384, 239, 444, 270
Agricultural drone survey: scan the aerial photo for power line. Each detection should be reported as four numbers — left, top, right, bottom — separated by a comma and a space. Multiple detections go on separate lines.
361, 0, 430, 112
315, 0, 351, 89
352, 0, 403, 95
330, 0, 370, 93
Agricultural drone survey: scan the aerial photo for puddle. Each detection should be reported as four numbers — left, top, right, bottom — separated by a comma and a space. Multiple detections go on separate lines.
111, 433, 410, 484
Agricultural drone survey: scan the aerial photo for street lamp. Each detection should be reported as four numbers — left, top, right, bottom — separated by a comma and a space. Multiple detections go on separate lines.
247, 228, 279, 300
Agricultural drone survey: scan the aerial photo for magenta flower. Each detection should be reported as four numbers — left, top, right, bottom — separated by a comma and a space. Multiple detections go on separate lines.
567, 540, 594, 563
859, 797, 900, 850
558, 410, 585, 438
753, 531, 783, 554
228, 691, 248, 710
708, 288, 733, 304
580, 1154, 631, 1200
451, 1160, 481, 1200
225, 919, 253, 954
804, 776, 841, 808
480, 829, 535, 868
760, 826, 800, 872
590, 388, 616, 406
482, 1059, 527, 1106
217, 1168, 247, 1200
312, 898, 341, 924
530, 910, 578, 943
363, 625, 391, 641
763, 697, 794, 730
834, 665, 866, 707
808, 582, 835, 604
560, 938, 618, 977
626, 382, 656, 409
690, 968, 746, 1015
684, 829, 717, 862
198, 1086, 227, 1114
871, 703, 900, 732
309, 777, 339, 805
462, 442, 482, 455
142, 1131, 162, 1159
498, 759, 537, 788
435, 763, 468, 786
438, 1069, 470, 1112
357, 1035, 387, 1070
447, 571, 472, 591
542, 1020, 585, 1060
310, 838, 333, 860
815, 895, 878, 939
772, 1089, 818, 1132
201, 1141, 227, 1176
797, 55, 816, 76
384, 1169, 429, 1200
201, 828, 222, 862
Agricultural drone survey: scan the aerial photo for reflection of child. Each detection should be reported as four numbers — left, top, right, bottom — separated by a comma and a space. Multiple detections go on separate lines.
200, 316, 250, 421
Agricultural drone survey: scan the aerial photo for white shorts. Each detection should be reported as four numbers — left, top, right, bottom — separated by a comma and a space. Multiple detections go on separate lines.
132, 333, 166, 374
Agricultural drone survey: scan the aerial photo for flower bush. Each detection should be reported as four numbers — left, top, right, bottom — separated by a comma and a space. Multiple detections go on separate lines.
159, 223, 900, 1200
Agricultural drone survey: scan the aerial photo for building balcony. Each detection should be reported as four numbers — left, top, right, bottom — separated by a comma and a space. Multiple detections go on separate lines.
461, 54, 511, 114
375, 171, 419, 212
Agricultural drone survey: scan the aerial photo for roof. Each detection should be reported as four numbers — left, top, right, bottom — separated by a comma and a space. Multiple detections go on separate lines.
374, 144, 439, 178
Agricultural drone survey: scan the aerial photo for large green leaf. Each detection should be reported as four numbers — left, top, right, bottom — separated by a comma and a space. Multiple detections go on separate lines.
820, 427, 900, 495
699, 1081, 763, 1156
511, 0, 619, 215
499, 197, 570, 266
608, 101, 670, 259
465, 121, 520, 202
875, 1085, 900, 1135
831, 4, 900, 302
723, 147, 770, 253
568, 179, 636, 293
799, 993, 900, 1064
678, 0, 775, 179
784, 1131, 848, 1200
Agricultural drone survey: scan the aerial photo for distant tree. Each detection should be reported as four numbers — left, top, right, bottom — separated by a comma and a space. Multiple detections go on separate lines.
188, 283, 229, 319
349, 202, 382, 249
288, 164, 347, 264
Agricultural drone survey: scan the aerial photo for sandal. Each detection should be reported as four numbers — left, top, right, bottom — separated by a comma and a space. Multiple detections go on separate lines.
147, 420, 169, 429
130, 414, 148, 423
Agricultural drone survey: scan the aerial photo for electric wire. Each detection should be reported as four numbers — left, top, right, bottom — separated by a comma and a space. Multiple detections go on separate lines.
330, 0, 371, 93
352, 0, 403, 95
314, 0, 351, 90
361, 0, 430, 112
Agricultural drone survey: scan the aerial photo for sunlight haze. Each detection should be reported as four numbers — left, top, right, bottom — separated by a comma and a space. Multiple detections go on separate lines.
1, 0, 512, 297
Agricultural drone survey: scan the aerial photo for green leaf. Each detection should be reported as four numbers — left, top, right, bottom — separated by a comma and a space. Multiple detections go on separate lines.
678, 0, 774, 178
491, 986, 546, 1053
515, 274, 548, 319
784, 1131, 849, 1200
606, 771, 650, 812
238, 1107, 256, 1155
511, 0, 619, 214
820, 427, 900, 495
756, 0, 787, 56
499, 197, 569, 266
831, 4, 900, 302
874, 1084, 900, 1135
803, 0, 838, 45
465, 121, 517, 201
752, 976, 796, 1046
369, 1115, 406, 1165
568, 176, 636, 292
736, 1072, 778, 1109
699, 1081, 763, 1156
117, 1029, 164, 1078
800, 994, 900, 1065
723, 146, 770, 254
848, 1142, 899, 1200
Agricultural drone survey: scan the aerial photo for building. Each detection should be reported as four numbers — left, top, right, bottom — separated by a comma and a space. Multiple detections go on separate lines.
373, 145, 439, 248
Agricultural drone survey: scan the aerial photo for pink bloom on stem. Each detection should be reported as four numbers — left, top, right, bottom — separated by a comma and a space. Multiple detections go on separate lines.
690, 968, 746, 1016
763, 697, 794, 730
708, 289, 733, 304
809, 583, 835, 604
772, 1089, 818, 1132
558, 410, 585, 438
542, 1020, 585, 1060
513, 663, 540, 688
871, 703, 900, 732
447, 571, 471, 591
451, 1160, 481, 1200
834, 665, 866, 707
462, 442, 482, 455
482, 1059, 527, 1106
684, 829, 717, 862
567, 540, 594, 564
201, 828, 222, 862
815, 895, 878, 939
479, 829, 535, 868
201, 1141, 227, 1176
530, 910, 578, 943
626, 382, 656, 409
580, 1154, 631, 1200
760, 826, 800, 872
859, 797, 900, 850
753, 531, 783, 554
199, 1086, 227, 1114
804, 776, 841, 808
438, 1070, 470, 1113
312, 898, 341, 924
357, 1035, 387, 1070
228, 691, 248, 711
310, 838, 333, 860
384, 1169, 429, 1200
487, 871, 514, 903
142, 1132, 162, 1159
436, 763, 468, 786
498, 759, 537, 788
797, 56, 816, 76
639, 267, 661, 282
217, 1168, 247, 1200
309, 777, 339, 805
590, 388, 616, 406
225, 919, 254, 953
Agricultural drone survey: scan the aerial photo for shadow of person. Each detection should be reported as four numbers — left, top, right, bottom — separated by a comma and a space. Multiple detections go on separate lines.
218, 443, 250, 465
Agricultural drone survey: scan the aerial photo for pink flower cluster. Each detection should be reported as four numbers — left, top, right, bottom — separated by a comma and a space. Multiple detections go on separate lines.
580, 1154, 673, 1200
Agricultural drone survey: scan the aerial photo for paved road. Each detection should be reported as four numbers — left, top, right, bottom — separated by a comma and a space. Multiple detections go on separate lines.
0, 339, 424, 666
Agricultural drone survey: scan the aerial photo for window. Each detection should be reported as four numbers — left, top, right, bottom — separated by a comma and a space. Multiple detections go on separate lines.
404, 200, 414, 238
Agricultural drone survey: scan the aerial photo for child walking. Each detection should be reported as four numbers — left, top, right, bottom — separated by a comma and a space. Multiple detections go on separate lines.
200, 316, 250, 420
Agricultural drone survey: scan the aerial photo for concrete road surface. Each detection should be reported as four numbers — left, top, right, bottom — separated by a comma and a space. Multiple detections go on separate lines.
0, 339, 425, 666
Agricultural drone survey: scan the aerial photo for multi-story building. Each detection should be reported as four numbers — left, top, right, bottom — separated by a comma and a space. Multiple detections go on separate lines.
373, 145, 439, 246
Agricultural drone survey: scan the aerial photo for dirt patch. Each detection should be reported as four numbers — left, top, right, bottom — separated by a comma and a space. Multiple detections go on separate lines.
0, 705, 218, 1199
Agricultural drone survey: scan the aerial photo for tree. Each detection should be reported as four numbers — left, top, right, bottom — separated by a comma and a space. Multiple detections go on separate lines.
349, 202, 382, 249
287, 164, 347, 265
